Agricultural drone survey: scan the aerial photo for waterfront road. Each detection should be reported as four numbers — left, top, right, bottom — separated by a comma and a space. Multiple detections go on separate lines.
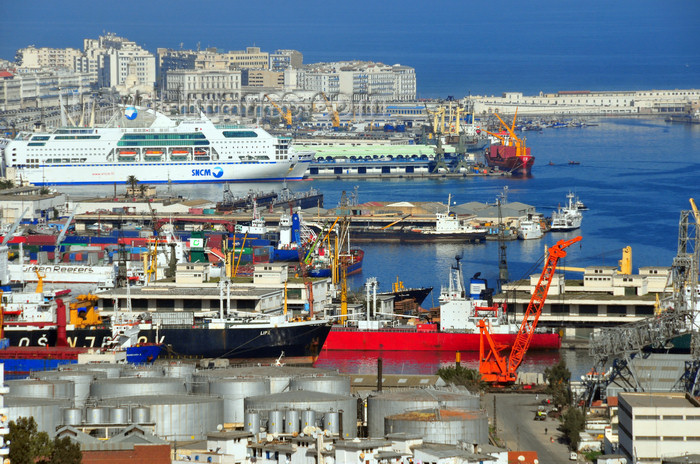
483, 393, 573, 463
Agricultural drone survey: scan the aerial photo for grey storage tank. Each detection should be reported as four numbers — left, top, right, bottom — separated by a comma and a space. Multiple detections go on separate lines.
90, 377, 186, 399
163, 362, 196, 392
7, 379, 74, 401
62, 408, 82, 426
301, 409, 317, 428
100, 395, 223, 441
384, 408, 488, 445
85, 406, 109, 425
34, 370, 106, 408
208, 378, 270, 424
245, 410, 261, 436
6, 397, 67, 437
109, 407, 129, 424
290, 375, 350, 396
285, 409, 300, 434
245, 390, 357, 438
131, 406, 151, 424
268, 410, 284, 434
367, 389, 480, 437
324, 411, 340, 434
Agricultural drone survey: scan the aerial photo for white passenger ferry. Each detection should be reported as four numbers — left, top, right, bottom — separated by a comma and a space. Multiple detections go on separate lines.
2, 106, 312, 185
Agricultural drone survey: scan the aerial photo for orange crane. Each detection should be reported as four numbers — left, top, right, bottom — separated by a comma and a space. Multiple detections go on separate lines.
321, 92, 340, 129
484, 109, 528, 158
264, 94, 292, 128
479, 236, 582, 384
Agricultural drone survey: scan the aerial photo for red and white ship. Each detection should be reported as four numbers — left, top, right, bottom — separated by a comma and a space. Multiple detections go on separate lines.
323, 257, 560, 352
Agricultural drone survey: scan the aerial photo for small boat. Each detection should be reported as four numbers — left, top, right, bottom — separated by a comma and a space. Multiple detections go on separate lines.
548, 161, 555, 166
568, 161, 580, 165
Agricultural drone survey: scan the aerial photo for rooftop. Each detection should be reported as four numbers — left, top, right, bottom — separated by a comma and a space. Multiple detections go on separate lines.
620, 392, 700, 409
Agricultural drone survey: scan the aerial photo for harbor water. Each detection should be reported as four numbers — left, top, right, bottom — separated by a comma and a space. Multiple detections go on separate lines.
59, 117, 700, 378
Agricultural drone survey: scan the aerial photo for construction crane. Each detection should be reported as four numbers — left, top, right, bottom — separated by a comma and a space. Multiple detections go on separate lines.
321, 92, 340, 129
479, 236, 582, 384
264, 94, 292, 128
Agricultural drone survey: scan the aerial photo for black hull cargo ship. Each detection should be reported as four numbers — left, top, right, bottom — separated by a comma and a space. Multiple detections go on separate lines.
4, 318, 331, 361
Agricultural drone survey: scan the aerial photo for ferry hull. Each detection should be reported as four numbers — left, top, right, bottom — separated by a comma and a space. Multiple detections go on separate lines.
486, 145, 534, 175
11, 159, 310, 186
323, 327, 561, 351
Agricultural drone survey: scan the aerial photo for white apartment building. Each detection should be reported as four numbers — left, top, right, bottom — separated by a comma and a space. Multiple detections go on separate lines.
15, 46, 82, 71
269, 49, 303, 71
0, 69, 92, 111
618, 392, 700, 464
164, 69, 241, 102
470, 89, 700, 116
299, 61, 416, 101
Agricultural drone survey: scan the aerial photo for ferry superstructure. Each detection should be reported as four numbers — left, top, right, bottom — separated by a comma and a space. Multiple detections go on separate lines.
2, 107, 313, 185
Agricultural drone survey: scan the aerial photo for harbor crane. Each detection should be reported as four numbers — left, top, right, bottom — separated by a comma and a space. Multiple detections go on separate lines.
54, 208, 77, 264
479, 236, 582, 384
263, 94, 292, 128
321, 92, 340, 129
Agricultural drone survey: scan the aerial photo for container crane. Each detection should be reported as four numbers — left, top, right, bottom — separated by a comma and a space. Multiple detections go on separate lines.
321, 92, 340, 129
479, 236, 582, 384
264, 94, 292, 128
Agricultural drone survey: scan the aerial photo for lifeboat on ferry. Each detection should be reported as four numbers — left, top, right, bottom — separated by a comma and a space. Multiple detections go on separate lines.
194, 149, 210, 161
117, 149, 138, 161
170, 148, 190, 161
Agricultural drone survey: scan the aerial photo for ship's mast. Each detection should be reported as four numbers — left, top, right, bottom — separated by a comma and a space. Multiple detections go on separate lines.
497, 190, 509, 291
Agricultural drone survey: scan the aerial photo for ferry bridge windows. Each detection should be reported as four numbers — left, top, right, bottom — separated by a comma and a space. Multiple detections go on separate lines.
183, 299, 201, 310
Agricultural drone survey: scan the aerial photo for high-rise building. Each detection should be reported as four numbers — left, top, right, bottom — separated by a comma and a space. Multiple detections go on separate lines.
0, 69, 92, 111
157, 48, 198, 79
269, 49, 303, 71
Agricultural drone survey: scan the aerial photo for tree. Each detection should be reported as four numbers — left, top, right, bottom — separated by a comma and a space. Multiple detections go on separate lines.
8, 416, 51, 464
126, 175, 138, 194
544, 359, 572, 409
437, 365, 487, 392
49, 436, 82, 464
561, 406, 585, 450
7, 417, 81, 464
138, 184, 148, 198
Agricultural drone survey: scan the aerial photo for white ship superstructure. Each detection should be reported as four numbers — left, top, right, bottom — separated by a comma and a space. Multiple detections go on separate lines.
2, 106, 312, 185
551, 192, 583, 231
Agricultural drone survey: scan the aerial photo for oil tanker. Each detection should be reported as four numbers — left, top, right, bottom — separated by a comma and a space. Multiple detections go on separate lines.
485, 144, 534, 176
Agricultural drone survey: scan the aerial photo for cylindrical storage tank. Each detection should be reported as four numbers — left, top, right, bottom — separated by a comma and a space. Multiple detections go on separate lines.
245, 390, 357, 438
245, 411, 260, 436
208, 378, 270, 424
85, 406, 109, 425
132, 406, 151, 424
90, 377, 186, 400
285, 409, 300, 435
190, 372, 212, 395
290, 376, 350, 396
62, 408, 82, 426
268, 410, 283, 434
78, 364, 123, 379
109, 407, 129, 424
163, 362, 196, 392
100, 395, 223, 441
301, 409, 317, 429
7, 379, 74, 401
367, 389, 480, 438
324, 411, 340, 434
6, 397, 66, 437
122, 366, 164, 378
34, 370, 106, 408
384, 408, 489, 445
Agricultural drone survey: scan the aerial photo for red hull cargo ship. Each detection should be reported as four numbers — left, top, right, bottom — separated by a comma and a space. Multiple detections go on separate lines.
486, 145, 534, 176
323, 258, 560, 352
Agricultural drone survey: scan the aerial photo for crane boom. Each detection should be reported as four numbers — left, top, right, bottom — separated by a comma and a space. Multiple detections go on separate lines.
54, 208, 77, 264
479, 236, 582, 384
321, 92, 340, 128
264, 94, 292, 128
